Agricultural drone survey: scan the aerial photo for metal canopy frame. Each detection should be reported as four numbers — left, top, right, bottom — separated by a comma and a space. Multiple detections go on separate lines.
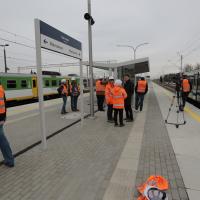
83, 57, 150, 77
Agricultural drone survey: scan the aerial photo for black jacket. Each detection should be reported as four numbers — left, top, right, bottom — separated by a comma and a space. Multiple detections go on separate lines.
124, 79, 134, 105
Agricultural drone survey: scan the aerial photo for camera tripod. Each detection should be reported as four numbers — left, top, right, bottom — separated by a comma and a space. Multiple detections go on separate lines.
165, 91, 186, 128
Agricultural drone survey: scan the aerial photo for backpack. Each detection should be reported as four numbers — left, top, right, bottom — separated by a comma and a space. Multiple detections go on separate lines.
57, 85, 62, 95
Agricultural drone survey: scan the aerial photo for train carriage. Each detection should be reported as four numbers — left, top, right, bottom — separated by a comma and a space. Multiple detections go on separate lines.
0, 73, 71, 103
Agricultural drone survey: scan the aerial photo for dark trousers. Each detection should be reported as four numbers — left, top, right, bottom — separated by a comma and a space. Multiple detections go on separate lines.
107, 104, 113, 120
0, 125, 14, 166
97, 95, 105, 110
114, 109, 123, 125
125, 104, 133, 120
61, 95, 67, 113
135, 93, 145, 111
71, 96, 78, 111
182, 92, 189, 108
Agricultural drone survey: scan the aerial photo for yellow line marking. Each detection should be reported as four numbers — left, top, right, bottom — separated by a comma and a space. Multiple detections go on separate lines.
154, 83, 200, 123
184, 107, 200, 123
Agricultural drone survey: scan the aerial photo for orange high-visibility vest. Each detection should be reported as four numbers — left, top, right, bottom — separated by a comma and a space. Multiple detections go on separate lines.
137, 175, 169, 200
0, 85, 6, 115
62, 84, 68, 96
96, 80, 106, 93
105, 83, 114, 105
137, 80, 147, 93
182, 79, 190, 92
112, 86, 127, 109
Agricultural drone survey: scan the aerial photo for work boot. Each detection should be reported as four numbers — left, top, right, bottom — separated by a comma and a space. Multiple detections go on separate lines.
119, 124, 125, 127
114, 123, 119, 127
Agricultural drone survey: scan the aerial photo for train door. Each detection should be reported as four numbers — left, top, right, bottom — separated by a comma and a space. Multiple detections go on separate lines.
32, 77, 38, 98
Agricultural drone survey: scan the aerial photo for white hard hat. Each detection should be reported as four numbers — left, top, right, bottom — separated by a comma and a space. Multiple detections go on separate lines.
144, 186, 168, 200
99, 76, 103, 79
109, 76, 114, 80
114, 79, 122, 86
71, 77, 76, 81
61, 79, 66, 83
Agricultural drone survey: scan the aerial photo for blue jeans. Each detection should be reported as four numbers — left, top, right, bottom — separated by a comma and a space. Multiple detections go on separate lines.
135, 93, 145, 111
61, 95, 67, 113
0, 124, 14, 165
71, 96, 78, 111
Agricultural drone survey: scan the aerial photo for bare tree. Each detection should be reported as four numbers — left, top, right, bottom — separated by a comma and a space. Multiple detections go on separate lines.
184, 64, 193, 72
194, 63, 200, 70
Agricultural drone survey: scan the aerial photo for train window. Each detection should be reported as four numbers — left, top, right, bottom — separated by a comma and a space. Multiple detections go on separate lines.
21, 80, 27, 88
7, 80, 16, 89
33, 80, 36, 88
45, 80, 50, 87
52, 80, 57, 86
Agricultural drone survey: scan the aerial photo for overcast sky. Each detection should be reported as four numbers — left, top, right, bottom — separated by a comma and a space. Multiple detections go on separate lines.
1, 0, 200, 78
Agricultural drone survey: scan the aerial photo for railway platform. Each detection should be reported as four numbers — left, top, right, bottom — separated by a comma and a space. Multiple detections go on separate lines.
0, 82, 199, 200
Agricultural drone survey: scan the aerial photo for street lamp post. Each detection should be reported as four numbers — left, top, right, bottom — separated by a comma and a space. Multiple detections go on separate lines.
0, 44, 9, 73
116, 42, 148, 106
116, 42, 149, 60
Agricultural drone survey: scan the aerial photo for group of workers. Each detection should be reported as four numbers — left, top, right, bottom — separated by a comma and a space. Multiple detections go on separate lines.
0, 74, 191, 168
96, 74, 148, 127
59, 77, 80, 114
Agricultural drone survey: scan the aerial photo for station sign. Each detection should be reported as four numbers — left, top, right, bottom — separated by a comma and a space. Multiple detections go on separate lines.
39, 20, 82, 59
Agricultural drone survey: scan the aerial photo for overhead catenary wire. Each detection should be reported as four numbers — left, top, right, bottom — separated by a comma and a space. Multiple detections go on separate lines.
0, 37, 35, 49
0, 28, 34, 42
0, 55, 35, 63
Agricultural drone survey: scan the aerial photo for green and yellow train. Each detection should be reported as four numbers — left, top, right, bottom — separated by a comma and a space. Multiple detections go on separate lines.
0, 73, 80, 103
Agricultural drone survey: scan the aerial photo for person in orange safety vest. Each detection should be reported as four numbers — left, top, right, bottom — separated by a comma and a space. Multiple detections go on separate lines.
0, 84, 14, 167
135, 77, 148, 111
112, 79, 127, 127
59, 79, 69, 114
180, 75, 192, 111
96, 76, 106, 111
105, 76, 114, 122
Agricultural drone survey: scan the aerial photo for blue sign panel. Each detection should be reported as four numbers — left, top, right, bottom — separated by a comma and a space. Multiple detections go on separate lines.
39, 20, 82, 59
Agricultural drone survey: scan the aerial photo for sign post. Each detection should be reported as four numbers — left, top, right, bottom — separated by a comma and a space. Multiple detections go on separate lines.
34, 19, 83, 149
35, 19, 47, 149
80, 59, 84, 126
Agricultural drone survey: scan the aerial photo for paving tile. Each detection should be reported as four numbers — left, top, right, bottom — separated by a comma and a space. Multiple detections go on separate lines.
133, 89, 189, 199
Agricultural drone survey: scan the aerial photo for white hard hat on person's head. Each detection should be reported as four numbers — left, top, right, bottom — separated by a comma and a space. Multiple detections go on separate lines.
99, 76, 103, 79
114, 79, 122, 86
61, 79, 66, 83
144, 186, 168, 200
109, 76, 114, 80
71, 77, 76, 81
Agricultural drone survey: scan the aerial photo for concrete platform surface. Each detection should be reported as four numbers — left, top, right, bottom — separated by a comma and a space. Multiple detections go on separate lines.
0, 111, 134, 200
153, 83, 200, 200
0, 94, 93, 162
0, 82, 199, 200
